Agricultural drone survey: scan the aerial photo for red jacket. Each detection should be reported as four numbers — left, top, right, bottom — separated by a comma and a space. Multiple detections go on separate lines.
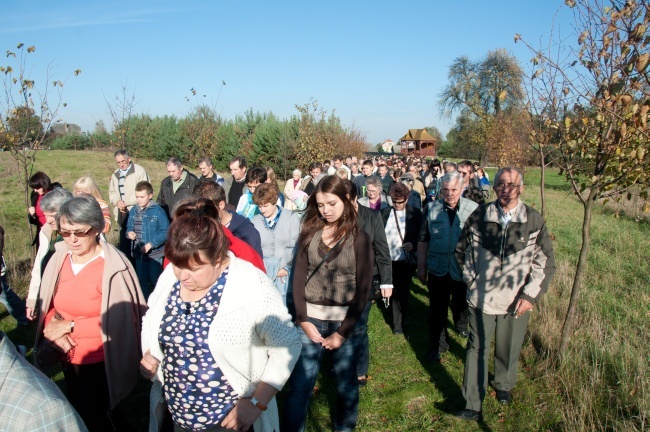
163, 227, 265, 272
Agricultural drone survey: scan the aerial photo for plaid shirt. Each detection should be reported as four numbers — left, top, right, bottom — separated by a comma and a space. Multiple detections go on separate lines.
0, 331, 88, 431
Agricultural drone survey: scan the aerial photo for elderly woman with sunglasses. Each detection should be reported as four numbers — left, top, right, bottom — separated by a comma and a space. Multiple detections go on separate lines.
34, 195, 147, 431
379, 183, 422, 334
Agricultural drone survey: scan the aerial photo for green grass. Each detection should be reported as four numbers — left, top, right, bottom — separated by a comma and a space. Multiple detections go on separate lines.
0, 151, 648, 431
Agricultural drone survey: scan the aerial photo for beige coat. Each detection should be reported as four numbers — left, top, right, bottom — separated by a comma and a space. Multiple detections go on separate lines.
34, 240, 148, 409
108, 162, 149, 222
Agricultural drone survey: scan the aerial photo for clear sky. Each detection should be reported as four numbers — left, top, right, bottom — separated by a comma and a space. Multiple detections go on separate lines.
1, 0, 575, 145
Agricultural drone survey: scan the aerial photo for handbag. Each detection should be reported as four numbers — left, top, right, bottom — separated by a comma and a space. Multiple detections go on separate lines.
393, 208, 417, 266
33, 272, 66, 375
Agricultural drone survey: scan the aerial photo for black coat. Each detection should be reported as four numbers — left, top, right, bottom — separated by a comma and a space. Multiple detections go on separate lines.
380, 205, 423, 248
157, 170, 199, 219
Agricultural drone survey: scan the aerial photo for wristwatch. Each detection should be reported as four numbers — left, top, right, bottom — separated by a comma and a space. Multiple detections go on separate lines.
249, 397, 267, 411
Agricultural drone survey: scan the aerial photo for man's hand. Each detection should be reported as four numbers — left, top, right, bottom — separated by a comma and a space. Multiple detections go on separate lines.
140, 350, 160, 380
28, 206, 36, 216
117, 200, 126, 212
277, 268, 288, 278
402, 242, 413, 252
52, 335, 77, 353
127, 231, 137, 240
26, 307, 37, 321
381, 287, 393, 298
514, 298, 534, 317
142, 243, 152, 253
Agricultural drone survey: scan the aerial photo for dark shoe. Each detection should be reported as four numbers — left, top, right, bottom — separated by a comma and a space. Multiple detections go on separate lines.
496, 390, 512, 405
357, 375, 368, 386
454, 409, 482, 421
393, 327, 403, 335
426, 351, 441, 362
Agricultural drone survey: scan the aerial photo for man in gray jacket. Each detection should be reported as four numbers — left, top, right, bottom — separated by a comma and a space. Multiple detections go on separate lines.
417, 172, 478, 362
454, 167, 556, 421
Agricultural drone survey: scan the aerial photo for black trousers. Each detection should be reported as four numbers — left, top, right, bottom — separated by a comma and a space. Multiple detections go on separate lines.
391, 260, 416, 331
64, 362, 113, 432
427, 272, 469, 354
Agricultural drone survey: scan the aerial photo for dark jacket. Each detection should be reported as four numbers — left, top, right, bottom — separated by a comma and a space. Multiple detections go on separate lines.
157, 170, 199, 219
227, 210, 263, 259
380, 205, 423, 250
356, 205, 392, 286
462, 177, 487, 205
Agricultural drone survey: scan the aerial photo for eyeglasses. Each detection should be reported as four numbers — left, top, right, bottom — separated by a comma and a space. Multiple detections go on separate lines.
495, 183, 522, 191
399, 178, 413, 183
59, 228, 94, 238
459, 171, 469, 176
392, 200, 406, 205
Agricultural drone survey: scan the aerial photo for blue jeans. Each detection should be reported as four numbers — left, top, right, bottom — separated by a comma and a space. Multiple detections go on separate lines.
0, 275, 28, 325
355, 301, 372, 378
135, 257, 163, 300
282, 317, 363, 432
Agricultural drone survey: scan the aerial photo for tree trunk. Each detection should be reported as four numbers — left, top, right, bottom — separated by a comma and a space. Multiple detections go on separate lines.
539, 148, 546, 217
558, 187, 598, 354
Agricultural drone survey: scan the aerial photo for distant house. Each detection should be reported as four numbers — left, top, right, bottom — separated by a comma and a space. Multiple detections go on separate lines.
381, 139, 395, 153
49, 122, 81, 136
399, 129, 436, 157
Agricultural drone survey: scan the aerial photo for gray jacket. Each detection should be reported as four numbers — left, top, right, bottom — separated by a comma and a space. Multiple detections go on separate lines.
419, 198, 478, 280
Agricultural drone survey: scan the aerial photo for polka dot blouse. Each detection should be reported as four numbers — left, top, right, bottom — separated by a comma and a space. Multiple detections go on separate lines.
158, 268, 238, 430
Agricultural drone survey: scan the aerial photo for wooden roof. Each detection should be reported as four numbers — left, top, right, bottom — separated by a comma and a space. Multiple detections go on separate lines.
399, 129, 435, 142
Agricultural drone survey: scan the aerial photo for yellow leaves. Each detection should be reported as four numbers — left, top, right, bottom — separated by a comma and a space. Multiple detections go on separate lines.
635, 53, 649, 73
636, 146, 645, 161
565, 0, 576, 7
578, 30, 588, 45
74, 69, 81, 76
630, 23, 646, 42
6, 50, 15, 58
16, 43, 23, 49
565, 117, 572, 128
620, 94, 633, 106
499, 90, 507, 101
533, 69, 543, 79
27, 46, 35, 53
514, 33, 521, 43
563, 87, 570, 96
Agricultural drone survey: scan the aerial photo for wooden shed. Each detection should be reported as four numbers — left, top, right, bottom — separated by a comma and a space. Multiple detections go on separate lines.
399, 129, 436, 157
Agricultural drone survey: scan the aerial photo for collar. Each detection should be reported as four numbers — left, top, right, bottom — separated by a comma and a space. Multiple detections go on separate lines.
485, 199, 527, 224
173, 170, 188, 183
264, 206, 282, 228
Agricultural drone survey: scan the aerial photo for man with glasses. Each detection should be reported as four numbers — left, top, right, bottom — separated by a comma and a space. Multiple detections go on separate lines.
454, 167, 555, 421
108, 149, 149, 259
417, 172, 478, 362
457, 160, 487, 205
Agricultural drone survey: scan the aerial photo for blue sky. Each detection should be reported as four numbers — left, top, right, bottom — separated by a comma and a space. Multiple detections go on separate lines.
1, 1, 575, 145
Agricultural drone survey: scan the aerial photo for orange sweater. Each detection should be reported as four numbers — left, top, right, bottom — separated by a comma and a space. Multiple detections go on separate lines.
45, 255, 105, 364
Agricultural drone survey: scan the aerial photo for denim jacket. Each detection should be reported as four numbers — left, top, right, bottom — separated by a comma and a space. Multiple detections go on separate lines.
126, 201, 169, 259
419, 197, 478, 280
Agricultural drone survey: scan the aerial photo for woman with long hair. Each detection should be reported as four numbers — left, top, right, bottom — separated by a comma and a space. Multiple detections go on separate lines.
282, 175, 373, 432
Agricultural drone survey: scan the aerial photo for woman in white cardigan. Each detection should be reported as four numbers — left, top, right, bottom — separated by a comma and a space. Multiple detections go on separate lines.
139, 198, 301, 432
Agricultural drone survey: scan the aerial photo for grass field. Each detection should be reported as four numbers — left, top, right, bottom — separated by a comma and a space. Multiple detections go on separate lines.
0, 150, 648, 431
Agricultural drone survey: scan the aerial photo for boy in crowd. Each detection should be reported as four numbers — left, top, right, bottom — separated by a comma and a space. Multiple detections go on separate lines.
127, 181, 169, 299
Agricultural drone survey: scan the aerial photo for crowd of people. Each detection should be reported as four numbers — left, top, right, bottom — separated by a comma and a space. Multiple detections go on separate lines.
0, 150, 556, 431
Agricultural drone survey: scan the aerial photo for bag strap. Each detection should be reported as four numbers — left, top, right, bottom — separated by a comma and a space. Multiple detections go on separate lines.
393, 208, 405, 244
305, 235, 346, 286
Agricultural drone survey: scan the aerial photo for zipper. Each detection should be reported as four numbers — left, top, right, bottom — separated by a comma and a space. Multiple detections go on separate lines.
500, 222, 509, 271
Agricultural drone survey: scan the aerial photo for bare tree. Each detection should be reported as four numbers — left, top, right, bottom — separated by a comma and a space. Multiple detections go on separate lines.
0, 43, 80, 253
104, 82, 137, 151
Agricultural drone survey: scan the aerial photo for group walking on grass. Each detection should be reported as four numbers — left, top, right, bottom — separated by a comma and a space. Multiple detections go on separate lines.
0, 149, 555, 431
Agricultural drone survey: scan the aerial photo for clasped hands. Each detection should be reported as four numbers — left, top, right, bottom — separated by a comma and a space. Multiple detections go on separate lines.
43, 315, 76, 353
300, 321, 346, 350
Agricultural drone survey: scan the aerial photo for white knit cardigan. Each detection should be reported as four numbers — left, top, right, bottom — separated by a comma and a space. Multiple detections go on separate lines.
141, 252, 302, 432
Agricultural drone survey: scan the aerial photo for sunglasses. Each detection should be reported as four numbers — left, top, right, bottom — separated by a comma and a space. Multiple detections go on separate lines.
392, 200, 407, 205
59, 227, 94, 238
